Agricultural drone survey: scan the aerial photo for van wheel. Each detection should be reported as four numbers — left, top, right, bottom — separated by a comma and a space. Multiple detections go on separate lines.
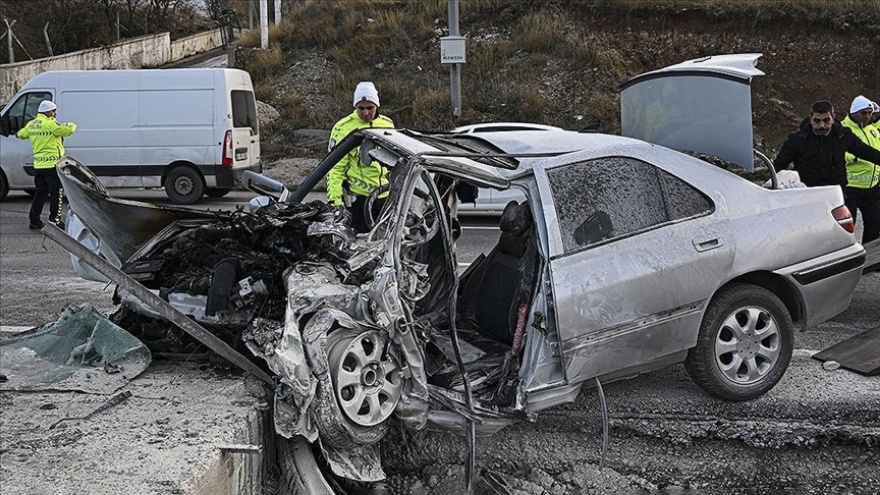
205, 188, 231, 198
165, 166, 204, 205
0, 172, 8, 201
684, 283, 793, 401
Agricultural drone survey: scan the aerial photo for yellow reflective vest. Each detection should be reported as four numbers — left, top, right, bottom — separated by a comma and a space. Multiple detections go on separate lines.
841, 115, 880, 189
326, 111, 394, 206
16, 113, 77, 169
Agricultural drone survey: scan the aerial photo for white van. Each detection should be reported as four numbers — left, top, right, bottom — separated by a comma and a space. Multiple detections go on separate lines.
0, 68, 261, 204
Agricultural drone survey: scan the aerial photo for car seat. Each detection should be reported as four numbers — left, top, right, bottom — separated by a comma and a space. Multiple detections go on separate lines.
459, 201, 537, 346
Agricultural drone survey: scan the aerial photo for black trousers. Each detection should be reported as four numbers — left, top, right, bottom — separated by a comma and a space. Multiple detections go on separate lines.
29, 167, 63, 225
347, 194, 386, 233
845, 186, 880, 244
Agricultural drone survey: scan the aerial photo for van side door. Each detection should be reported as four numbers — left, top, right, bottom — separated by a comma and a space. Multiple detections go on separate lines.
1, 91, 53, 190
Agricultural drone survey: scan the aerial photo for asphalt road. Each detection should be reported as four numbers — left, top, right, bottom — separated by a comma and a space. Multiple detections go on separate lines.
1, 189, 879, 493
1, 188, 875, 350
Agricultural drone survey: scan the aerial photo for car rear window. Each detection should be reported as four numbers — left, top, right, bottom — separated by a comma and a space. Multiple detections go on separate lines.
231, 90, 259, 133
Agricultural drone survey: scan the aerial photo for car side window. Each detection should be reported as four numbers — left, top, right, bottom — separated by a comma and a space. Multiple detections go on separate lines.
548, 157, 711, 254
6, 92, 52, 132
658, 170, 713, 221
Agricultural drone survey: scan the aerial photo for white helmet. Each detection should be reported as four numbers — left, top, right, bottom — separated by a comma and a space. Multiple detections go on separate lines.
38, 100, 57, 113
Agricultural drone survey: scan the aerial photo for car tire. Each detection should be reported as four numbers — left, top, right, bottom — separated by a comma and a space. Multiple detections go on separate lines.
313, 328, 397, 450
165, 166, 204, 205
276, 435, 335, 494
205, 188, 231, 198
0, 171, 8, 201
685, 283, 793, 402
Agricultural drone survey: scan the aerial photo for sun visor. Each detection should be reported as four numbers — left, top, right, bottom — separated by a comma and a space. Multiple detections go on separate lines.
620, 53, 764, 170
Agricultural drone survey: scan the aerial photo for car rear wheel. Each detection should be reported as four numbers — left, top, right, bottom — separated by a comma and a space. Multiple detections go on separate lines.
685, 283, 793, 401
165, 166, 204, 205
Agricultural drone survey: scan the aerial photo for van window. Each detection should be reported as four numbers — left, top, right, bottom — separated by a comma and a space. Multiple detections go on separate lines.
231, 90, 258, 134
6, 92, 52, 133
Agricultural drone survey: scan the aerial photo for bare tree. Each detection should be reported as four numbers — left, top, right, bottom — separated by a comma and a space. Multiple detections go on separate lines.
204, 0, 231, 21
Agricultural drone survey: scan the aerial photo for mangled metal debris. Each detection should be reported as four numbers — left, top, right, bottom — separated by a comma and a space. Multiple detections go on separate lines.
54, 76, 866, 491
0, 304, 151, 394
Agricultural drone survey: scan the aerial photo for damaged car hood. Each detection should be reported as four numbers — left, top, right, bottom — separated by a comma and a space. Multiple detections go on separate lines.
58, 157, 217, 280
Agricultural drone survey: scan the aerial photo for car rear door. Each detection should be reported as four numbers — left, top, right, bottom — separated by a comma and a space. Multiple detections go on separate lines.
535, 156, 735, 383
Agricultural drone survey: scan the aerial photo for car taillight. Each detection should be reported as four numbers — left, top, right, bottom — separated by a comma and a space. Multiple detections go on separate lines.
832, 205, 854, 233
222, 130, 233, 166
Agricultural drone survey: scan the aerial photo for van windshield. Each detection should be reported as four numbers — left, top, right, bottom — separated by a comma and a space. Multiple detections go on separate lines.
231, 90, 258, 134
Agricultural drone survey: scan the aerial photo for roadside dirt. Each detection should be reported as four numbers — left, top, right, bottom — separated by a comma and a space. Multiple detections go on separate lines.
258, 6, 880, 163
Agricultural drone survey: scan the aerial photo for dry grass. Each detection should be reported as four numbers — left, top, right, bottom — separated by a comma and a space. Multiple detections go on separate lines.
237, 28, 261, 48
274, 92, 312, 123
614, 0, 879, 7
515, 9, 568, 54
242, 44, 285, 81
241, 0, 880, 133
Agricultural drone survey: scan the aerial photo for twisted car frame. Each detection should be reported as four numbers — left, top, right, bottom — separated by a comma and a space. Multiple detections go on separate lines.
54, 54, 866, 491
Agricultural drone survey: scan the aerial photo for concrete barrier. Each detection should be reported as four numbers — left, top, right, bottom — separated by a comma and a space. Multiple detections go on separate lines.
171, 29, 224, 62
0, 29, 224, 103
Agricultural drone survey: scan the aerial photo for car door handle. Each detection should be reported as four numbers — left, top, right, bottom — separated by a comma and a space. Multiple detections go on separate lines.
693, 237, 723, 252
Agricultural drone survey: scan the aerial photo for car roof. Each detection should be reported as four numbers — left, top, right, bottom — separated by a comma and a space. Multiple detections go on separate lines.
452, 122, 564, 133
433, 129, 657, 178
364, 126, 751, 194
366, 127, 658, 180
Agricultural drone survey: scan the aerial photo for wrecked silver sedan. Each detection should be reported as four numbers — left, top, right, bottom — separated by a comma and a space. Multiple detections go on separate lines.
53, 120, 865, 490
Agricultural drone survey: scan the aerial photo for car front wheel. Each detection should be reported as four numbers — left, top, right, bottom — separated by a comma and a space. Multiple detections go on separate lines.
685, 283, 793, 401
313, 328, 400, 450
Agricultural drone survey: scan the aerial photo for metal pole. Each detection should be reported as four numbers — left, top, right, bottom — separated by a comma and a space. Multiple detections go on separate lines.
259, 0, 268, 49
448, 0, 461, 118
5, 19, 14, 63
116, 12, 120, 40
43, 22, 53, 56
274, 0, 281, 25
248, 0, 255, 30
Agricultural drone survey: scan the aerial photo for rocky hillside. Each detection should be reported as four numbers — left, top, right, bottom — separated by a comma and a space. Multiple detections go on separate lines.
240, 0, 880, 163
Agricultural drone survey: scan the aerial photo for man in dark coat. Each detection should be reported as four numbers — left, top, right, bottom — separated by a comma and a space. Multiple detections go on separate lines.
773, 100, 880, 192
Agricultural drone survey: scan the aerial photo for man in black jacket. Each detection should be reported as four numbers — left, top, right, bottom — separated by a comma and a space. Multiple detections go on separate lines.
773, 100, 880, 193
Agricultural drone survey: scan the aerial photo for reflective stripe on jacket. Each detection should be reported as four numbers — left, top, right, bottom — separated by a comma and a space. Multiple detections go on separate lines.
842, 115, 880, 189
16, 113, 77, 169
326, 111, 394, 206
